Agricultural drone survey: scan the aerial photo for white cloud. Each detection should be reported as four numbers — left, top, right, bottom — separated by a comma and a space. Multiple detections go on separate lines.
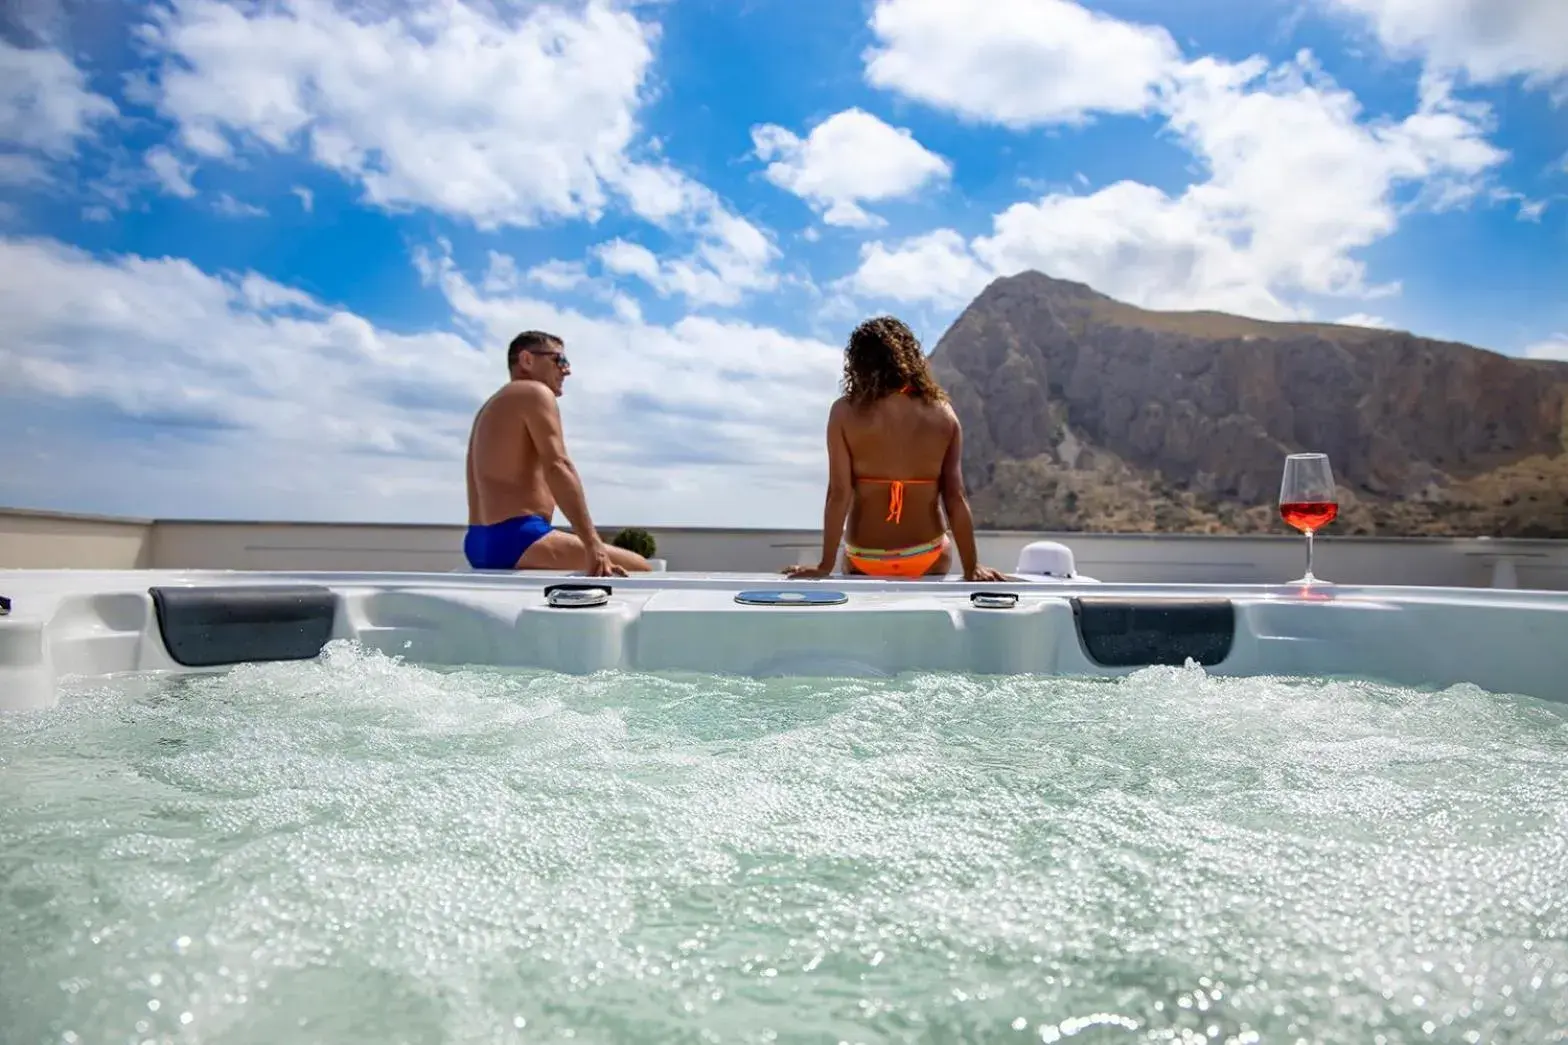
141, 0, 656, 229
595, 240, 662, 284
751, 108, 952, 228
526, 259, 590, 293
623, 164, 786, 305
0, 234, 844, 528
0, 38, 118, 164
1524, 334, 1568, 362
237, 273, 323, 314
846, 230, 992, 309
1322, 0, 1568, 94
847, 51, 1508, 321
591, 208, 780, 308
214, 193, 267, 218
146, 145, 197, 198
0, 236, 482, 460
291, 185, 314, 212
1151, 55, 1504, 296
136, 0, 782, 308
975, 180, 1295, 317
664, 210, 782, 306
862, 0, 1181, 127
0, 153, 50, 186
613, 160, 710, 226
481, 254, 593, 296
1336, 313, 1396, 329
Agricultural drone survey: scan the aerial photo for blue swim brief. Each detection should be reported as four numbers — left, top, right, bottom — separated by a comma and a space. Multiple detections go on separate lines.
464, 514, 554, 570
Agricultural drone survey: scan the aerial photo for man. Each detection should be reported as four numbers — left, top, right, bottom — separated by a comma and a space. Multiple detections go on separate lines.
463, 330, 651, 576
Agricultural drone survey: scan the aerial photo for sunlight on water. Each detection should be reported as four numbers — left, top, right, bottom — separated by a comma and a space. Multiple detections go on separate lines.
2, 641, 1567, 1044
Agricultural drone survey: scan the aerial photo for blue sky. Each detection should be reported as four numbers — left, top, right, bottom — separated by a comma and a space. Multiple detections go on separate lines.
1, 0, 1565, 528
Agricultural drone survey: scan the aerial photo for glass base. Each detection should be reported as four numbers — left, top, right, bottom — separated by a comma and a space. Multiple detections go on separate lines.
1288, 528, 1331, 588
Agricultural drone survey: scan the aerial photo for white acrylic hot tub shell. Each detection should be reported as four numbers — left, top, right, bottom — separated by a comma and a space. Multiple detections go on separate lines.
3, 569, 1567, 711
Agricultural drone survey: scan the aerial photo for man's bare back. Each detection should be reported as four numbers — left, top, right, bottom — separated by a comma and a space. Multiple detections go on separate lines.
467, 382, 557, 527
462, 331, 650, 576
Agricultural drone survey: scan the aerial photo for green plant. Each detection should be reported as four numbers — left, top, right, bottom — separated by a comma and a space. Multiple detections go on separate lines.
611, 527, 657, 559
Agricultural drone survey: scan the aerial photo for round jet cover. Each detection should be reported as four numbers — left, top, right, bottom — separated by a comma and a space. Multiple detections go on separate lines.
546, 587, 611, 608
734, 590, 849, 606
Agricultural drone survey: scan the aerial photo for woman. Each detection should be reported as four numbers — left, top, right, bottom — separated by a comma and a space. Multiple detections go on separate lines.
783, 316, 1007, 581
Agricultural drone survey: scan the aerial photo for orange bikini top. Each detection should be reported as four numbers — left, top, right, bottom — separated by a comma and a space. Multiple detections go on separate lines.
857, 476, 935, 524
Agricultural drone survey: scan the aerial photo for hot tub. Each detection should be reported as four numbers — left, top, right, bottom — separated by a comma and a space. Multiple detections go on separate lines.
3, 565, 1567, 1042
2, 566, 1565, 711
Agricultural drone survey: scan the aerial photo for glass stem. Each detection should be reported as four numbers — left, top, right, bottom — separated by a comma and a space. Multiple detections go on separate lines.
1304, 529, 1316, 582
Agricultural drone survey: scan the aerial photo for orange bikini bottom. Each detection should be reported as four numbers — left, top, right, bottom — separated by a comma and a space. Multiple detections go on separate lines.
844, 534, 950, 578
846, 474, 946, 576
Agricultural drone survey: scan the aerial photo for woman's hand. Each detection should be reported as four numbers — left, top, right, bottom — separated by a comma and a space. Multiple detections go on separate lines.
782, 561, 835, 579
965, 564, 1009, 582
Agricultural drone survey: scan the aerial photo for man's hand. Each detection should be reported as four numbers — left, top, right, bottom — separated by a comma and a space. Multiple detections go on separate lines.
965, 564, 1009, 582
583, 541, 627, 577
782, 561, 834, 579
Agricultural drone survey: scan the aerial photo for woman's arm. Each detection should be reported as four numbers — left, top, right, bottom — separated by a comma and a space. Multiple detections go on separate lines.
939, 410, 1007, 582
785, 400, 854, 577
814, 400, 854, 571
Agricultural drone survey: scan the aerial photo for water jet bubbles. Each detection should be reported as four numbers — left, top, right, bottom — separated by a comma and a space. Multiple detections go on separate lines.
11, 669, 1568, 1038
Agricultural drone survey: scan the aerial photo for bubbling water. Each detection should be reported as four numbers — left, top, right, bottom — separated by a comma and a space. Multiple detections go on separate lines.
2, 641, 1565, 1044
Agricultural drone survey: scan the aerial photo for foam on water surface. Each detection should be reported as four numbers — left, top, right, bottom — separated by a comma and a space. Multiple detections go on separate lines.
2, 641, 1567, 1045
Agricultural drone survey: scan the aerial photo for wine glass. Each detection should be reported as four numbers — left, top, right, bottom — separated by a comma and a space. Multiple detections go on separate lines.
1278, 452, 1338, 585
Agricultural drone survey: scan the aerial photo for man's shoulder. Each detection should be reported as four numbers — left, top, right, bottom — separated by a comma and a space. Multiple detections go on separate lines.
493, 380, 556, 410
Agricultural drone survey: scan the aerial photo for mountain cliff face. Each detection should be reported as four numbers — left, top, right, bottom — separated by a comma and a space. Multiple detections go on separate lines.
927, 271, 1568, 537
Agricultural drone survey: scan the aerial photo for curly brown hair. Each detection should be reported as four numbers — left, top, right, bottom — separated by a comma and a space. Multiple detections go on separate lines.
841, 316, 948, 406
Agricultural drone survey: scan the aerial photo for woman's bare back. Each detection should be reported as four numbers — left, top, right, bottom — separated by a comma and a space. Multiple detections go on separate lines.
839, 393, 957, 548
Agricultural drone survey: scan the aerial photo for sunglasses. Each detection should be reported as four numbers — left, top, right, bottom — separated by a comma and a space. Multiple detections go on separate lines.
527, 348, 569, 368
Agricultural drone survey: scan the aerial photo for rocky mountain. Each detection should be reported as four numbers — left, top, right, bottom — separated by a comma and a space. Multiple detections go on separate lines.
927, 272, 1568, 537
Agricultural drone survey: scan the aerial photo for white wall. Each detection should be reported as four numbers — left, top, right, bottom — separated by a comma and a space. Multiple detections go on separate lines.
0, 509, 153, 569
2, 509, 1566, 589
146, 520, 466, 573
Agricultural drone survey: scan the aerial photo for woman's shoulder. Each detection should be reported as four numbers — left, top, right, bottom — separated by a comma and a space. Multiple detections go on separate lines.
926, 395, 961, 425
